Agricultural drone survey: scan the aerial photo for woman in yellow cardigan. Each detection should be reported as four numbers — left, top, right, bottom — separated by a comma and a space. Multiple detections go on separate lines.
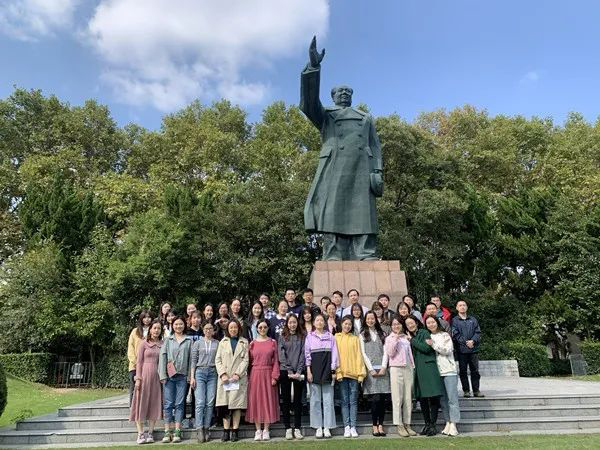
335, 315, 366, 438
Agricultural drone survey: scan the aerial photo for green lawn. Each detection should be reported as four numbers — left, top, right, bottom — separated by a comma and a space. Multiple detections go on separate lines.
54, 434, 600, 449
547, 374, 600, 382
0, 375, 125, 428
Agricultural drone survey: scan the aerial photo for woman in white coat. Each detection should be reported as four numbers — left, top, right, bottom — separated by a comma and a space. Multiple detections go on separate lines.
425, 315, 460, 436
215, 319, 249, 442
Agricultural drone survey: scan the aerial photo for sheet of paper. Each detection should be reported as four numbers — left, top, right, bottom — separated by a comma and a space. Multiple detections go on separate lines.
223, 381, 240, 391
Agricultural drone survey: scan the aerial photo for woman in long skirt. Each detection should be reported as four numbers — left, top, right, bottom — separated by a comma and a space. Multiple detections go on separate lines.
129, 319, 163, 444
246, 319, 280, 440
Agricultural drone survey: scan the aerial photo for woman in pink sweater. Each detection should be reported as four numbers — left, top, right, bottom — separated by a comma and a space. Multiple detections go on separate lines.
384, 316, 416, 437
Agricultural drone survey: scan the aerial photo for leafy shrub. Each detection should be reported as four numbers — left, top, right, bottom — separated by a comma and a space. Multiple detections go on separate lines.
581, 341, 600, 375
0, 360, 7, 418
479, 341, 551, 377
92, 354, 129, 388
0, 353, 54, 383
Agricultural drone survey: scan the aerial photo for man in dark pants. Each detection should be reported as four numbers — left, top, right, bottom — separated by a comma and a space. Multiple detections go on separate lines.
451, 300, 484, 397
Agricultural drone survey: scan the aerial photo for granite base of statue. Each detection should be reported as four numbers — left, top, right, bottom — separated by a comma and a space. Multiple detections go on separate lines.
308, 260, 408, 311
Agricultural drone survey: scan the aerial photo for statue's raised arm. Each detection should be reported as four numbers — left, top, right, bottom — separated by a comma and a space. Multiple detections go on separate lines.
300, 36, 326, 129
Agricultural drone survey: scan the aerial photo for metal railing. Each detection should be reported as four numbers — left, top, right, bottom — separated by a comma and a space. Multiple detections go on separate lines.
51, 361, 93, 387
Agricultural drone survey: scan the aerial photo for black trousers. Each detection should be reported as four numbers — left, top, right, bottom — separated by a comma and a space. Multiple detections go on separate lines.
369, 394, 387, 426
457, 352, 481, 393
279, 372, 304, 429
420, 396, 440, 426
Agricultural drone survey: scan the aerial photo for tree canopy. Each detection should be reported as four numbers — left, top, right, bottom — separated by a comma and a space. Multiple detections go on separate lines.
0, 89, 598, 359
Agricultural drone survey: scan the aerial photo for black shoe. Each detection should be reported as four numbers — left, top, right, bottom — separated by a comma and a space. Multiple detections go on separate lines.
427, 425, 438, 436
419, 424, 431, 436
474, 391, 485, 397
221, 429, 230, 442
231, 429, 239, 442
463, 391, 472, 398
372, 431, 380, 437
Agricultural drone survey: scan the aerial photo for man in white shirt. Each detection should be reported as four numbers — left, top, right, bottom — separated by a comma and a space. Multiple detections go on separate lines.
342, 288, 369, 317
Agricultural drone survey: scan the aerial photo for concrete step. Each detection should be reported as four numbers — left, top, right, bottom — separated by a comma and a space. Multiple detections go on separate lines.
4, 416, 600, 445
56, 394, 600, 417
18, 404, 600, 430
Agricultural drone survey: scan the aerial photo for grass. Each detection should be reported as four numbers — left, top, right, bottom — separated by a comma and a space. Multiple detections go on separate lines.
0, 375, 125, 428
546, 374, 600, 382
53, 434, 600, 449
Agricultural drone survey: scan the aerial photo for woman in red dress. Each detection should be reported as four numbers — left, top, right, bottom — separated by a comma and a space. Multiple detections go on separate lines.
246, 319, 280, 441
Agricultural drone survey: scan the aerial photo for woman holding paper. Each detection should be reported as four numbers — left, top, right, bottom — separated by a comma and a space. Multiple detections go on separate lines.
215, 319, 249, 442
246, 319, 280, 441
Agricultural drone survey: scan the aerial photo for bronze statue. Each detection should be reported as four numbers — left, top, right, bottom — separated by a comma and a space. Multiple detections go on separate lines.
301, 36, 383, 260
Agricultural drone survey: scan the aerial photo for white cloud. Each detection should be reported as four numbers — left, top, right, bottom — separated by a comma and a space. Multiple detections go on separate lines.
0, 0, 80, 41
520, 70, 540, 84
86, 0, 329, 111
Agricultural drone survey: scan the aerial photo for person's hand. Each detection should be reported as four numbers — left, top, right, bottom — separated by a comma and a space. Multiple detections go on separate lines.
135, 379, 141, 390
161, 380, 166, 385
306, 371, 313, 383
231, 374, 240, 382
378, 368, 386, 377
426, 339, 433, 346
190, 378, 196, 389
369, 370, 377, 377
271, 379, 277, 386
466, 340, 474, 348
220, 374, 229, 384
309, 35, 325, 67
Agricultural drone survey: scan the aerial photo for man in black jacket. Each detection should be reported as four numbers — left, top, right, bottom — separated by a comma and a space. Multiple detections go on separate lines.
451, 300, 484, 397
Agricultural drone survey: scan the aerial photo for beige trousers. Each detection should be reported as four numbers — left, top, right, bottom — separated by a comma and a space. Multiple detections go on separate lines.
390, 366, 414, 425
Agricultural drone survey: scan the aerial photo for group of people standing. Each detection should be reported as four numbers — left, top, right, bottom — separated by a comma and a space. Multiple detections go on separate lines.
127, 288, 482, 444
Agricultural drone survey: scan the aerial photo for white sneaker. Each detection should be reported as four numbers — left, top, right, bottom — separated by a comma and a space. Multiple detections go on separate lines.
136, 433, 146, 445
262, 430, 270, 441
344, 426, 351, 438
254, 430, 262, 441
144, 431, 154, 444
441, 422, 450, 435
323, 428, 331, 438
294, 428, 304, 440
285, 428, 293, 440
315, 427, 323, 439
448, 423, 459, 436
350, 427, 358, 438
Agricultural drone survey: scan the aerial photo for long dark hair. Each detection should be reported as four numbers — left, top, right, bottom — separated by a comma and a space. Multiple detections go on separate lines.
371, 300, 390, 326
136, 310, 152, 339
404, 314, 422, 337
424, 315, 442, 334
340, 315, 355, 334
217, 301, 230, 318
225, 318, 242, 338
282, 314, 305, 341
299, 305, 314, 328
350, 302, 364, 321
159, 302, 172, 323
146, 319, 163, 341
395, 301, 410, 320
246, 300, 264, 323
362, 311, 385, 343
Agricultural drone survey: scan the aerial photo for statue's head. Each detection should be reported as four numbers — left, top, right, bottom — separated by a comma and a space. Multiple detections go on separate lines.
331, 85, 353, 107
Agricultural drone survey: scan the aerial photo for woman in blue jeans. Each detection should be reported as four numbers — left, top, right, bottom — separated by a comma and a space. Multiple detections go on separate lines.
190, 321, 219, 443
159, 316, 192, 443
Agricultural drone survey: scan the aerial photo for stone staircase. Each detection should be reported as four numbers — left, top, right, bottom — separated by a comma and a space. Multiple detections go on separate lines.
2, 392, 600, 447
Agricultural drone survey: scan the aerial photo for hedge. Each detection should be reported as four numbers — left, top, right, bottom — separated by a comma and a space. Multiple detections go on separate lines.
0, 353, 54, 383
92, 354, 129, 388
480, 341, 551, 377
580, 341, 600, 375
0, 360, 7, 418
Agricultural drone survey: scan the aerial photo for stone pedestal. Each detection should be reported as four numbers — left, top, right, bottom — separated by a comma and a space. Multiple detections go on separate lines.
308, 260, 408, 311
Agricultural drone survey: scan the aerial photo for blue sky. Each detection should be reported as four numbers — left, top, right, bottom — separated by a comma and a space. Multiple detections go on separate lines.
2, 0, 600, 130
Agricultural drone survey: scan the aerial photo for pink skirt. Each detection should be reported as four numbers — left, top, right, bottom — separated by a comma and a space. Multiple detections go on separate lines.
246, 367, 280, 423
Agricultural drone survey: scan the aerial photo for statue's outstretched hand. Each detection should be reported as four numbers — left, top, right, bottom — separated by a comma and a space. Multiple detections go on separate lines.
309, 35, 325, 68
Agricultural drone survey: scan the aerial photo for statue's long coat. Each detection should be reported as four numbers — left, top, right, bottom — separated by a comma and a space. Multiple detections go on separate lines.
300, 65, 382, 235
